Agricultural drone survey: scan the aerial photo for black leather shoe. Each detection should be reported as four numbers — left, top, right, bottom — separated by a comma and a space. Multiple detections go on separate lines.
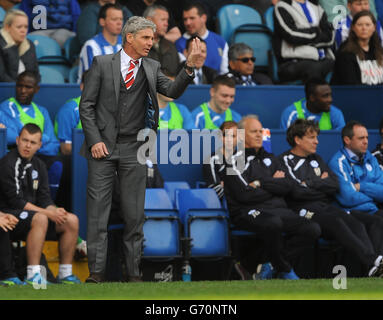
85, 273, 104, 284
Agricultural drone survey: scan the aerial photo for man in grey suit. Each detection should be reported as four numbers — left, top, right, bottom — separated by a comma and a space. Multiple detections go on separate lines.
79, 16, 201, 283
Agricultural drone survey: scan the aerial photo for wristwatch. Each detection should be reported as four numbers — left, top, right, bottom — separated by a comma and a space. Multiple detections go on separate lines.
184, 63, 195, 74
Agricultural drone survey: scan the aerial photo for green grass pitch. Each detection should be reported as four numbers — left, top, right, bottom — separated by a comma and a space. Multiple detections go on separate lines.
2, 278, 383, 300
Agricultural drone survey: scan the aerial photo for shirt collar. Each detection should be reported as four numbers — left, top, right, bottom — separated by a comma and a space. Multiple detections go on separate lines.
121, 48, 142, 67
345, 147, 360, 161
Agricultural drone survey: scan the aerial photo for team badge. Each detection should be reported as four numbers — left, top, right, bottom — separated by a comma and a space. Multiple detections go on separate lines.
33, 180, 39, 190
248, 209, 261, 219
299, 209, 314, 219
32, 170, 38, 179
366, 163, 373, 172
310, 160, 319, 168
263, 158, 272, 167
19, 211, 28, 220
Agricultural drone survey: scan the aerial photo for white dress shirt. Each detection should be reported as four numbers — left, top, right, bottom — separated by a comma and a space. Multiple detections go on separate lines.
120, 49, 142, 82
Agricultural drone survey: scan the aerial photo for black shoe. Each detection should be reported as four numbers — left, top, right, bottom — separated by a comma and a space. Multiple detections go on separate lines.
85, 273, 104, 284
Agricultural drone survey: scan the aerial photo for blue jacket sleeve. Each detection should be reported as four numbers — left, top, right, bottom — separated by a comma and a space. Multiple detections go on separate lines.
359, 156, 383, 203
328, 154, 377, 211
331, 106, 346, 130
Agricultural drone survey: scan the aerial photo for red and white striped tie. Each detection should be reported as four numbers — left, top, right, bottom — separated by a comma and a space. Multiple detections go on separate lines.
124, 59, 139, 89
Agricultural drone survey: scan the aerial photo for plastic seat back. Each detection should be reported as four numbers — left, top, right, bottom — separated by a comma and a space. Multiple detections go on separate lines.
39, 65, 65, 84
164, 181, 190, 206
217, 4, 263, 43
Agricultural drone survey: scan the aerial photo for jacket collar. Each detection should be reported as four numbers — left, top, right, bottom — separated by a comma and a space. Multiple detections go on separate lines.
0, 28, 30, 56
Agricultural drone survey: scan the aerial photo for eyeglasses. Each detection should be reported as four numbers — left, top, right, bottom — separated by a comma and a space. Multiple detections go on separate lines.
236, 57, 256, 63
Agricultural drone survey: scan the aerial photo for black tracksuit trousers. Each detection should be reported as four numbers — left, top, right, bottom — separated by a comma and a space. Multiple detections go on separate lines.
232, 207, 321, 273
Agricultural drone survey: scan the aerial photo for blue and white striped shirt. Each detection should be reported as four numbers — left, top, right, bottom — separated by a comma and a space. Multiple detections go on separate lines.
78, 32, 122, 83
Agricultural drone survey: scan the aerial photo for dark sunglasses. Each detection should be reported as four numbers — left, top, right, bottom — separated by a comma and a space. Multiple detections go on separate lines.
237, 57, 256, 63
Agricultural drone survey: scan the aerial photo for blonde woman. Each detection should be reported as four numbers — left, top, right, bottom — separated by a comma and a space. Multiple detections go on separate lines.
0, 9, 39, 82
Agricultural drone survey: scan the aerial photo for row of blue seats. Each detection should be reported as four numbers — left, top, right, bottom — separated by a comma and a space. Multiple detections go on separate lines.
135, 186, 230, 259
26, 34, 79, 84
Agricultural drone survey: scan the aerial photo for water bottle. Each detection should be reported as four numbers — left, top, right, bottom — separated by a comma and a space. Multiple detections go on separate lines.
182, 260, 192, 282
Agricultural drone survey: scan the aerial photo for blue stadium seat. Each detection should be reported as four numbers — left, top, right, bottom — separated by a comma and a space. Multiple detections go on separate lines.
264, 6, 274, 32
39, 65, 65, 84
27, 34, 68, 64
69, 65, 79, 83
143, 189, 181, 258
64, 36, 80, 64
164, 181, 190, 206
175, 189, 229, 257
217, 4, 263, 43
0, 7, 5, 28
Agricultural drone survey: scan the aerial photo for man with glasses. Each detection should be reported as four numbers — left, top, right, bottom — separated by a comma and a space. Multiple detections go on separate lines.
226, 43, 273, 85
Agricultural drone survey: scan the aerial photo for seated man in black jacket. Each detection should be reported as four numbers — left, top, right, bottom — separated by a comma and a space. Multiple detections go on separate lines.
0, 124, 80, 284
203, 120, 238, 201
279, 119, 383, 277
224, 115, 321, 280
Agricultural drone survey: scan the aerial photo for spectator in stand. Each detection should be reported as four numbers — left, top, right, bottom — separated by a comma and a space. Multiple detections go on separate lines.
76, 0, 133, 48
372, 117, 383, 169
144, 4, 180, 76
335, 0, 383, 49
280, 78, 345, 130
176, 1, 229, 75
78, 3, 123, 83
0, 9, 39, 82
122, 0, 181, 42
331, 10, 383, 85
319, 0, 377, 24
178, 36, 217, 85
0, 0, 21, 18
191, 75, 242, 130
273, 0, 335, 83
226, 43, 273, 86
19, 0, 81, 48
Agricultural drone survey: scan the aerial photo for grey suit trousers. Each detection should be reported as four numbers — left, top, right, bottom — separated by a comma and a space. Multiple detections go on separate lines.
86, 137, 146, 277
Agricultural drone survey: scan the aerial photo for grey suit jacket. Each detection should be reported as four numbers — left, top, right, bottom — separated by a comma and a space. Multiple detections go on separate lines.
79, 50, 193, 159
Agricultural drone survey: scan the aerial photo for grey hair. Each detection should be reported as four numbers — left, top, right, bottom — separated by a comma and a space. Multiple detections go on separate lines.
121, 16, 156, 47
143, 4, 168, 18
238, 114, 259, 129
228, 43, 254, 61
